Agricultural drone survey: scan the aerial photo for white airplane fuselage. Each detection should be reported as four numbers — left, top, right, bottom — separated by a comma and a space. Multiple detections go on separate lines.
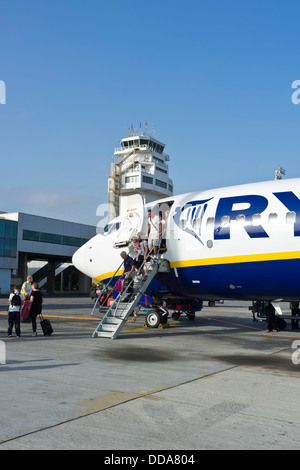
73, 178, 300, 302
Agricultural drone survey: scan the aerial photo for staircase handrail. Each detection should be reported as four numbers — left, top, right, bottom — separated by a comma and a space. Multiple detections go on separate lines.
91, 258, 125, 316
91, 244, 160, 318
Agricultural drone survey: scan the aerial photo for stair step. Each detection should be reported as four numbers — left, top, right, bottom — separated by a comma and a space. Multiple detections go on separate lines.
111, 301, 134, 309
108, 309, 131, 318
93, 330, 114, 338
101, 324, 118, 332
103, 317, 123, 325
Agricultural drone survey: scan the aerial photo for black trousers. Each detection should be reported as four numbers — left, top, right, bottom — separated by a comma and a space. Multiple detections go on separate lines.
31, 312, 39, 333
265, 305, 275, 331
8, 311, 21, 336
291, 309, 300, 329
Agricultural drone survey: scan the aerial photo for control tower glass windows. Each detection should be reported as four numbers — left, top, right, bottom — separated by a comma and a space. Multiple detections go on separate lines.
156, 166, 168, 175
155, 179, 167, 189
142, 175, 153, 184
125, 175, 139, 184
121, 139, 139, 149
153, 156, 165, 165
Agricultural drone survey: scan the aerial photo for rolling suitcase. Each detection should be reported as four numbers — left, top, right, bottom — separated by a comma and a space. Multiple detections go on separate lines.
21, 300, 31, 323
39, 314, 53, 336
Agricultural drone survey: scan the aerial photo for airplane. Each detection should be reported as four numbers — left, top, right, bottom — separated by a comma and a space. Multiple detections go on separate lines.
72, 177, 300, 326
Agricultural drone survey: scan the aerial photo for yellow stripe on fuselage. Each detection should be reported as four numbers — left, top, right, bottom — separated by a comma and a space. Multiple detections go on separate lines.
170, 250, 300, 269
94, 251, 300, 282
95, 269, 124, 283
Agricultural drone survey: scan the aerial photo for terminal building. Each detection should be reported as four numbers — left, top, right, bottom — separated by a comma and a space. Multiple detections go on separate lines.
0, 212, 95, 295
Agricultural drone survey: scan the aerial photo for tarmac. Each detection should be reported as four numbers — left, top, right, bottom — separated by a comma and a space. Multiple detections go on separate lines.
0, 295, 300, 452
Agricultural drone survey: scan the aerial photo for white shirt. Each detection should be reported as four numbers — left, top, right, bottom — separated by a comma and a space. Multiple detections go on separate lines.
9, 292, 24, 313
148, 215, 160, 236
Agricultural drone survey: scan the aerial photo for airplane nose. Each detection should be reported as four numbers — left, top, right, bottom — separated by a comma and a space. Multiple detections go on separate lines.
72, 245, 88, 274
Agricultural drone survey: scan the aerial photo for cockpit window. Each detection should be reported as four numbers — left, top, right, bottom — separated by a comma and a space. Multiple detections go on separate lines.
101, 221, 120, 236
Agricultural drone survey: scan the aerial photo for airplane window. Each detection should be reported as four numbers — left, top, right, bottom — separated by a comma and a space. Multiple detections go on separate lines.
268, 213, 278, 224
286, 211, 296, 224
180, 219, 187, 230
192, 218, 200, 230
252, 214, 261, 226
236, 214, 245, 225
101, 222, 120, 236
221, 216, 230, 227
206, 217, 215, 228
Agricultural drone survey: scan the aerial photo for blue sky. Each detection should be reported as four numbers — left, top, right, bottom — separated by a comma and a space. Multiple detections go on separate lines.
1, 0, 300, 226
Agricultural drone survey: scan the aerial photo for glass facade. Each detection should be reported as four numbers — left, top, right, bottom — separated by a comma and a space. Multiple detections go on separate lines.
23, 230, 89, 248
142, 175, 153, 184
0, 219, 17, 258
155, 179, 167, 189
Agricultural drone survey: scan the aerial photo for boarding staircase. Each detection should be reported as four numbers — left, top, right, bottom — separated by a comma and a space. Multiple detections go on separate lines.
91, 256, 160, 339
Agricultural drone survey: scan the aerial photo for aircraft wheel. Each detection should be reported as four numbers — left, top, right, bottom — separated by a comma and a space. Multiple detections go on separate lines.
186, 312, 195, 320
145, 310, 162, 328
172, 311, 181, 320
273, 316, 287, 330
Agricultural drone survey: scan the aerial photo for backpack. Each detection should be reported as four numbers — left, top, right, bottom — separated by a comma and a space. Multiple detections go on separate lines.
11, 293, 21, 307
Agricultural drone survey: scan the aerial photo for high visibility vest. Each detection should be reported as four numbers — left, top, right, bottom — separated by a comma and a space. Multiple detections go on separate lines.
21, 281, 31, 298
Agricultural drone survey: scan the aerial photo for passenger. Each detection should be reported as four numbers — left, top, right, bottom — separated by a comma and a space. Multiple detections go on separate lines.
120, 251, 135, 278
29, 282, 44, 337
120, 252, 135, 299
290, 301, 300, 329
131, 237, 146, 280
8, 285, 24, 337
265, 301, 276, 332
21, 275, 33, 300
136, 232, 149, 261
147, 209, 162, 258
159, 211, 167, 249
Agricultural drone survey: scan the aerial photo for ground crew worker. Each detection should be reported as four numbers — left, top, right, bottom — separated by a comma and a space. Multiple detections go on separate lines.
290, 301, 300, 329
265, 301, 276, 332
21, 275, 33, 300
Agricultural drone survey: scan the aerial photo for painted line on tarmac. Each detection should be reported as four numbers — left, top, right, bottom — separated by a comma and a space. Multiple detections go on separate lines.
0, 312, 98, 321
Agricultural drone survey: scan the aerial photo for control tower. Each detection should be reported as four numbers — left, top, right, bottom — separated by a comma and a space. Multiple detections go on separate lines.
108, 126, 173, 221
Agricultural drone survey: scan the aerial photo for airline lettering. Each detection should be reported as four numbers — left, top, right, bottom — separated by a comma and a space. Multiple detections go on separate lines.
174, 191, 300, 241
214, 195, 269, 239
214, 191, 300, 240
273, 191, 300, 237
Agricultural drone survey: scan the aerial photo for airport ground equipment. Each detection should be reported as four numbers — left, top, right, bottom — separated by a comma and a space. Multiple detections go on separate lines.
250, 301, 288, 330
92, 257, 162, 339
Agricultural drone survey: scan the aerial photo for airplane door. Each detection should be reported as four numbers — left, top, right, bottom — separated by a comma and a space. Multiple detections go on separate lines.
148, 200, 174, 252
113, 194, 145, 247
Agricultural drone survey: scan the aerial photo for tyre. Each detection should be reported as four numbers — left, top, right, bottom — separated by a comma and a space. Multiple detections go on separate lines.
186, 312, 195, 320
273, 316, 287, 330
145, 310, 162, 328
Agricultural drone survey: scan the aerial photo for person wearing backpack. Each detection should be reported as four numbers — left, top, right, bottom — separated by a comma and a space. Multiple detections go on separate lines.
8, 285, 24, 337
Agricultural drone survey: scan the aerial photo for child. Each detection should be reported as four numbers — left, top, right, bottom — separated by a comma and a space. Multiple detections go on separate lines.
8, 285, 24, 337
